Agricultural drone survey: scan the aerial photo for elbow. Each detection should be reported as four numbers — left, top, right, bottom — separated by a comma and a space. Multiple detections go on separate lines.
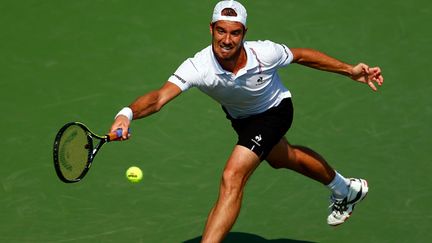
291, 48, 307, 63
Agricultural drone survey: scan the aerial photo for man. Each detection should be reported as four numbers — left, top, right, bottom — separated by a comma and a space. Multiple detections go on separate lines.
110, 1, 383, 242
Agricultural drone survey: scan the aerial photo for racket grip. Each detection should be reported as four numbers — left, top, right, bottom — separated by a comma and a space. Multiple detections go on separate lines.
108, 129, 123, 141
116, 129, 123, 138
108, 128, 130, 141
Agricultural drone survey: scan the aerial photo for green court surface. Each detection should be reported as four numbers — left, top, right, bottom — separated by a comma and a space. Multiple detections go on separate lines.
1, 0, 431, 242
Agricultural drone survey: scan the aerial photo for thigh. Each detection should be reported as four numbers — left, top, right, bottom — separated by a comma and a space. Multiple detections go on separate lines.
225, 145, 261, 170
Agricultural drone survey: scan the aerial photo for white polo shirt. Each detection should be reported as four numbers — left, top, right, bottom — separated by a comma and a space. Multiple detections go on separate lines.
168, 40, 294, 119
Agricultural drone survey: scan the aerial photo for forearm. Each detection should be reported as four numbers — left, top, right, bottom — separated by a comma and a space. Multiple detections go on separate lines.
111, 91, 161, 137
126, 82, 182, 120
291, 48, 353, 77
128, 91, 163, 120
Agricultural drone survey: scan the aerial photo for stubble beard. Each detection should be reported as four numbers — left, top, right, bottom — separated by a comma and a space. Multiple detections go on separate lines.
213, 43, 243, 62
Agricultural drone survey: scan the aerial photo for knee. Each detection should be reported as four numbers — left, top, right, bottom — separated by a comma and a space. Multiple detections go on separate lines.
221, 169, 244, 196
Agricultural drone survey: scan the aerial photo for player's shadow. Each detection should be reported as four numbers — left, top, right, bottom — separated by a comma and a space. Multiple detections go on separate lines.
184, 232, 317, 243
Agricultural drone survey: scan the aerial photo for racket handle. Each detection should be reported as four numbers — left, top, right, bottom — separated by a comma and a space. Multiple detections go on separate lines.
116, 129, 123, 138
108, 128, 131, 141
108, 128, 124, 141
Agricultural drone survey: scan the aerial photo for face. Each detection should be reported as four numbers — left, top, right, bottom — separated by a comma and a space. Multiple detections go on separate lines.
210, 20, 247, 61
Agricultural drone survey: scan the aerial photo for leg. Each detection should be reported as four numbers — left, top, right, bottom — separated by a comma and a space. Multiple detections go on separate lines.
266, 137, 369, 226
265, 137, 335, 185
201, 145, 260, 243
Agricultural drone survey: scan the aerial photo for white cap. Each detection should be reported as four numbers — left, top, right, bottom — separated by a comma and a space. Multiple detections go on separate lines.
211, 0, 247, 27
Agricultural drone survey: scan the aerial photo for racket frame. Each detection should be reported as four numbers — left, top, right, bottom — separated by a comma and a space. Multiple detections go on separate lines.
53, 122, 117, 183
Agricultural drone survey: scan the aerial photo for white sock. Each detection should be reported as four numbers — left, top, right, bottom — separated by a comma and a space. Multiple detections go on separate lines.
327, 171, 350, 199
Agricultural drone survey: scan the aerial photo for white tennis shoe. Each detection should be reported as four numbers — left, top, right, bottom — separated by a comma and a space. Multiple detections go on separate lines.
327, 178, 369, 226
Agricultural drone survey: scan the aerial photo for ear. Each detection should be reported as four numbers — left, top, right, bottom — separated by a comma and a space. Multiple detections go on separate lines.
209, 23, 214, 35
241, 27, 248, 41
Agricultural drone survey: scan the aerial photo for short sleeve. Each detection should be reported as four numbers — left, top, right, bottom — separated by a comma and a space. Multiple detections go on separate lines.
168, 58, 201, 91
274, 43, 294, 67
249, 40, 294, 68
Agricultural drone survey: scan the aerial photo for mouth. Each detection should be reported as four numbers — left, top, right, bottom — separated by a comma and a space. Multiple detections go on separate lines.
220, 44, 233, 53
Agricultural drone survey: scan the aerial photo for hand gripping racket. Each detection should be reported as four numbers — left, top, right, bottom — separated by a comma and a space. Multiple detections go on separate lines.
53, 122, 125, 183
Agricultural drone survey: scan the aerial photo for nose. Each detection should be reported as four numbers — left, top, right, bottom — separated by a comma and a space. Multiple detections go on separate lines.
222, 34, 232, 45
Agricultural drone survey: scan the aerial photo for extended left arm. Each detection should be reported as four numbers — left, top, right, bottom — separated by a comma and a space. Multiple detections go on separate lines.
291, 48, 384, 91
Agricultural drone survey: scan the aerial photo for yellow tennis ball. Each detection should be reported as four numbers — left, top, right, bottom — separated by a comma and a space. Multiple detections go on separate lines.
126, 166, 143, 183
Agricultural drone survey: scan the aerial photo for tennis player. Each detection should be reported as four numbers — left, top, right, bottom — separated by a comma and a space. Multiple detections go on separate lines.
111, 1, 383, 242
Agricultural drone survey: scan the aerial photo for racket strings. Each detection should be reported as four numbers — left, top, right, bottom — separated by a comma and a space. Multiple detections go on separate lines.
57, 125, 91, 180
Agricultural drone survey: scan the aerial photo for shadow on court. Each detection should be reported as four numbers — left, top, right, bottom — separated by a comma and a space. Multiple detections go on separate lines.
184, 232, 317, 243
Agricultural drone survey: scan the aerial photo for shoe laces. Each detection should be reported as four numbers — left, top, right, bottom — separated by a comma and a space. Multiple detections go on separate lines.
329, 197, 348, 215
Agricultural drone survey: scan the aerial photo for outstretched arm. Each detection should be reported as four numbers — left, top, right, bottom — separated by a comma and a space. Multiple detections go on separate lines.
110, 82, 182, 139
290, 48, 384, 91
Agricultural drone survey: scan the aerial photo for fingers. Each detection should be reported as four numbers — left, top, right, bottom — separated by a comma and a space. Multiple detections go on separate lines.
122, 129, 131, 140
353, 63, 383, 91
365, 66, 383, 91
371, 67, 384, 83
113, 127, 131, 140
367, 80, 378, 91
116, 128, 130, 140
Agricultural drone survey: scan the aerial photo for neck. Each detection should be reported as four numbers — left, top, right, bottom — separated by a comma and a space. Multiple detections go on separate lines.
215, 47, 247, 74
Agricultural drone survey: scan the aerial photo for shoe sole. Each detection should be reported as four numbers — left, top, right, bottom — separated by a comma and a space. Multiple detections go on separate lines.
330, 179, 369, 227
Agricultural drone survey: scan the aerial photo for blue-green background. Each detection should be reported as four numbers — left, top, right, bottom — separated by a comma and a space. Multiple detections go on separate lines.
1, 0, 431, 242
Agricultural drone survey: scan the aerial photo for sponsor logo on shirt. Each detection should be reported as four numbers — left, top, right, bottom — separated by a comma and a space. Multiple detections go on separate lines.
173, 73, 187, 84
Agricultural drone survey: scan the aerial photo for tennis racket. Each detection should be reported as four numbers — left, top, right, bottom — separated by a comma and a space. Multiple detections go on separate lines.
53, 121, 125, 183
